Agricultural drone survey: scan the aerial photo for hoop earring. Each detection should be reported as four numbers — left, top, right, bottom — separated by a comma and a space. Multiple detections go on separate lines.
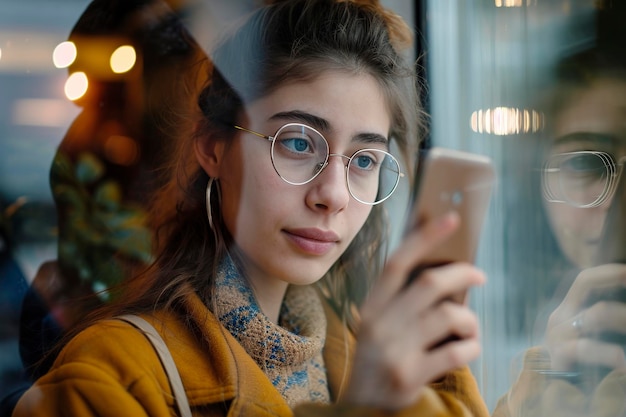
206, 177, 221, 232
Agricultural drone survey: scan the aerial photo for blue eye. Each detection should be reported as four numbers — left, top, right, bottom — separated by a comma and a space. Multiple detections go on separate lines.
564, 154, 605, 171
282, 138, 311, 153
274, 128, 319, 157
354, 154, 375, 170
561, 153, 610, 181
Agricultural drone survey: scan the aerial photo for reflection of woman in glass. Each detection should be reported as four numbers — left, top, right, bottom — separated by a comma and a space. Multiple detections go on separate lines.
14, 1, 489, 416
5, 0, 205, 415
541, 57, 626, 371
494, 44, 626, 417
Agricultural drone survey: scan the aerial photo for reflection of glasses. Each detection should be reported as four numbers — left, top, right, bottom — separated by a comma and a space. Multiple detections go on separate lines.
233, 123, 403, 205
542, 151, 626, 208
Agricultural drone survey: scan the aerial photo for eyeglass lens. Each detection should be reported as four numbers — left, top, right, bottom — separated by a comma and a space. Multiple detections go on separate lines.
269, 124, 401, 204
543, 151, 618, 207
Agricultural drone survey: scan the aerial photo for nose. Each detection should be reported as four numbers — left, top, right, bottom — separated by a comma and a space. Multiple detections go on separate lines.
305, 155, 351, 212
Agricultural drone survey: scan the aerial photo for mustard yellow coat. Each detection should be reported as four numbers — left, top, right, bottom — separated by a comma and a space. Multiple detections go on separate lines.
13, 291, 489, 417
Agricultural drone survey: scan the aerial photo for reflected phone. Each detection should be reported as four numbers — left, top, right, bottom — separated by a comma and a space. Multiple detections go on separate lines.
405, 147, 496, 293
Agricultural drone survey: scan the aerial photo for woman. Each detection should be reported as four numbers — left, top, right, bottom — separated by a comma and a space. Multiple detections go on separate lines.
494, 43, 626, 417
13, 1, 488, 415
541, 47, 626, 378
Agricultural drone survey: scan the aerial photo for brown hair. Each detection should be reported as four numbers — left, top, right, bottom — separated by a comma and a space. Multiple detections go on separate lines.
90, 0, 425, 331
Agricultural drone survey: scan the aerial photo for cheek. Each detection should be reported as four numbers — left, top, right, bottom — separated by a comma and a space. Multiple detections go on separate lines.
546, 203, 574, 234
546, 202, 607, 234
229, 160, 292, 234
346, 205, 373, 239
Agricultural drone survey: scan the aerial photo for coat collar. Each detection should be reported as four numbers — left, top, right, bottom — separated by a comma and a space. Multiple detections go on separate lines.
150, 287, 354, 413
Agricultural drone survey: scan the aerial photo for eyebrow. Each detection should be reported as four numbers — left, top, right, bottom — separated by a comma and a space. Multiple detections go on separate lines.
553, 132, 620, 148
270, 110, 330, 132
269, 110, 389, 146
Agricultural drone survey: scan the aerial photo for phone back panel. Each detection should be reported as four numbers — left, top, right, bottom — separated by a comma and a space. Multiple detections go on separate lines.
409, 147, 496, 265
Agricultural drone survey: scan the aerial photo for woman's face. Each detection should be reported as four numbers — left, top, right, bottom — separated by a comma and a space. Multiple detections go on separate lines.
544, 78, 626, 268
214, 70, 391, 288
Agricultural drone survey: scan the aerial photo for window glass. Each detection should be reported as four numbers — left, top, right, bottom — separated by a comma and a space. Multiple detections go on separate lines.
0, 0, 414, 412
426, 0, 626, 413
0, 0, 257, 409
5, 1, 623, 416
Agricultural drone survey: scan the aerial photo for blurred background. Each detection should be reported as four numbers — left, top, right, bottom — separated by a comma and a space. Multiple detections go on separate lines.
1, 0, 622, 414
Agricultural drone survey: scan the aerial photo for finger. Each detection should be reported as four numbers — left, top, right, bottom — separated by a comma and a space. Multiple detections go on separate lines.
563, 264, 626, 310
582, 300, 626, 335
548, 264, 626, 335
418, 302, 479, 349
389, 263, 485, 321
550, 338, 626, 371
417, 338, 481, 383
364, 212, 460, 311
548, 309, 590, 344
549, 301, 626, 346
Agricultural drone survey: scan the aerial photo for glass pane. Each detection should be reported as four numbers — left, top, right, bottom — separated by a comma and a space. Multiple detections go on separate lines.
426, 0, 626, 413
2, 2, 454, 416
0, 0, 240, 411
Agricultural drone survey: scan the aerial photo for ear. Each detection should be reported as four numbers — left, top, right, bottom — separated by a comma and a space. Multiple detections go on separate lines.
195, 133, 226, 178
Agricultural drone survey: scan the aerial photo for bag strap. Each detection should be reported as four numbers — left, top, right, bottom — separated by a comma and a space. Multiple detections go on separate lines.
117, 314, 192, 417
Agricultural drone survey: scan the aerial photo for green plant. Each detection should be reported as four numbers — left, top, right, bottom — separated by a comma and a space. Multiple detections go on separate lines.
50, 151, 153, 301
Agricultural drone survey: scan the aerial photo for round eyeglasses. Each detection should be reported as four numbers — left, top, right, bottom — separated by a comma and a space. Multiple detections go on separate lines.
233, 123, 403, 205
542, 150, 626, 208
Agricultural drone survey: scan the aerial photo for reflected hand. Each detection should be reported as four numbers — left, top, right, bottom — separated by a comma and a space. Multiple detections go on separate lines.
546, 263, 626, 371
502, 367, 626, 417
343, 212, 486, 410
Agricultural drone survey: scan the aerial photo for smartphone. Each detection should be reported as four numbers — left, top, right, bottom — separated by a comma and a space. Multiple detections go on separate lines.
406, 147, 496, 285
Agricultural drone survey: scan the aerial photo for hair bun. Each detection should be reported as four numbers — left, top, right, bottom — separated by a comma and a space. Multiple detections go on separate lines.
349, 0, 413, 51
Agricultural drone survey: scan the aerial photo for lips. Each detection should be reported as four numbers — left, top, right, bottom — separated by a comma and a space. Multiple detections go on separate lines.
283, 228, 339, 255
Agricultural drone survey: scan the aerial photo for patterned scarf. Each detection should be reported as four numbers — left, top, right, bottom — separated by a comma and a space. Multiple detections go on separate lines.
214, 256, 330, 406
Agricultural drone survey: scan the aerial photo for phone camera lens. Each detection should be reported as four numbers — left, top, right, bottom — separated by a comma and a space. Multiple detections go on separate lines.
452, 190, 463, 205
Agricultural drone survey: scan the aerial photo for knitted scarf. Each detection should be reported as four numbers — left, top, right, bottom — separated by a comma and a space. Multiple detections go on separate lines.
214, 256, 330, 406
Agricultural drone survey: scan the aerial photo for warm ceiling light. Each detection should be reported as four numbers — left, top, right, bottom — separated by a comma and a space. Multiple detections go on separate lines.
495, 0, 537, 6
470, 107, 544, 135
64, 71, 89, 101
110, 45, 136, 74
53, 41, 77, 68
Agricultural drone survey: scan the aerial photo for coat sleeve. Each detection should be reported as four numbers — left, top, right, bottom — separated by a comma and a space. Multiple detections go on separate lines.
12, 362, 165, 417
12, 321, 178, 417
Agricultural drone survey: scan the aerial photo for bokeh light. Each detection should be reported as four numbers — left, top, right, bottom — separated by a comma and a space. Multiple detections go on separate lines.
64, 71, 89, 101
470, 107, 544, 135
495, 0, 537, 6
52, 41, 77, 68
104, 135, 140, 166
110, 45, 136, 74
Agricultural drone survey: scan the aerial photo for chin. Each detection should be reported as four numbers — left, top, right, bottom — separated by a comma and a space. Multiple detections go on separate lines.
287, 273, 327, 287
284, 266, 331, 287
